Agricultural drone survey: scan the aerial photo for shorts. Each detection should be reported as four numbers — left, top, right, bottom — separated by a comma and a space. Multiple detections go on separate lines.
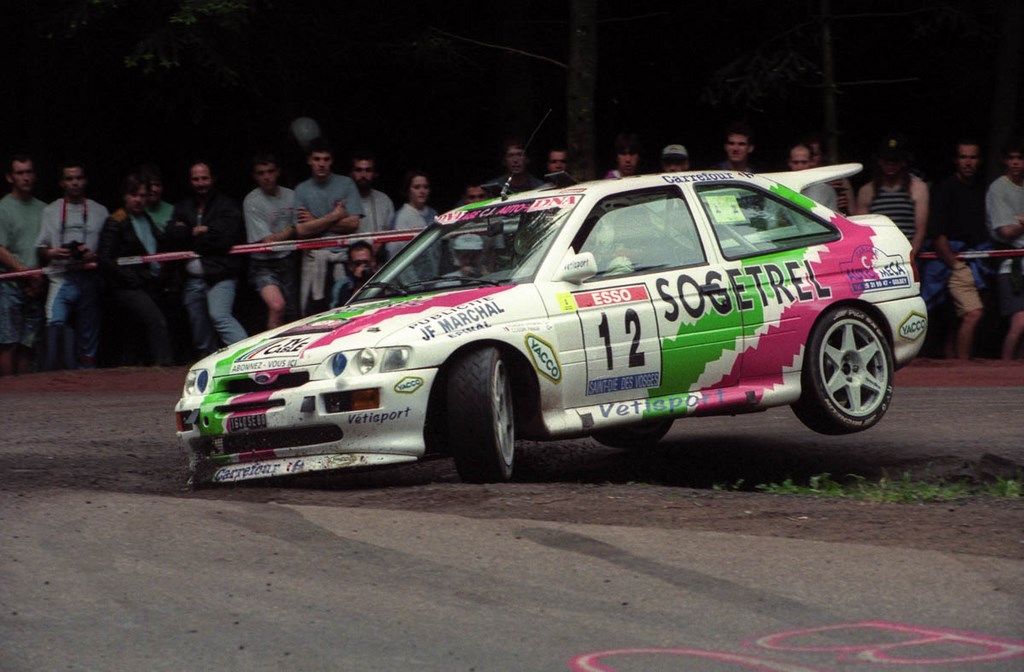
0, 281, 43, 348
996, 274, 1024, 316
947, 264, 983, 317
249, 255, 297, 294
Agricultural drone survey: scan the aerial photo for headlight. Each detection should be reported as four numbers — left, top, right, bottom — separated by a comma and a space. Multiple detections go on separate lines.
331, 352, 348, 376
380, 347, 411, 372
183, 368, 210, 396
355, 348, 377, 375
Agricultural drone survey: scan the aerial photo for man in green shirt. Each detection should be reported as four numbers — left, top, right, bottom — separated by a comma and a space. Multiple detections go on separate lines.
0, 155, 46, 375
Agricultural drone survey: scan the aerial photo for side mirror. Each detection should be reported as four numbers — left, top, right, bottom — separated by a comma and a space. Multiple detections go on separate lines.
552, 251, 597, 284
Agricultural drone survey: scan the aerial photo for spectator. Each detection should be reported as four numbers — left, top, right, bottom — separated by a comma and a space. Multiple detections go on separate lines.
605, 133, 642, 179
243, 153, 297, 330
331, 240, 377, 307
490, 138, 544, 194
787, 142, 838, 210
854, 134, 928, 259
716, 122, 757, 172
660, 144, 690, 172
803, 132, 854, 213
0, 154, 46, 375
385, 170, 439, 275
455, 182, 488, 208
924, 140, 989, 359
164, 161, 247, 356
140, 163, 174, 232
36, 160, 108, 369
292, 138, 363, 315
350, 151, 394, 237
546, 148, 569, 175
985, 137, 1024, 359
98, 173, 173, 366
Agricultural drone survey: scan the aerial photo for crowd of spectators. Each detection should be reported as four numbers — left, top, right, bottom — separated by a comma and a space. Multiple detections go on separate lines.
1, 124, 1023, 376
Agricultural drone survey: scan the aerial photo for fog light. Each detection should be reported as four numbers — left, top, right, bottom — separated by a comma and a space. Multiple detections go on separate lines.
176, 411, 194, 432
322, 388, 380, 413
351, 388, 380, 410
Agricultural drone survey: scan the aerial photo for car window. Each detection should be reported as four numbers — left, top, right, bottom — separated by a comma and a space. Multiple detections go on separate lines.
695, 184, 838, 259
576, 189, 706, 279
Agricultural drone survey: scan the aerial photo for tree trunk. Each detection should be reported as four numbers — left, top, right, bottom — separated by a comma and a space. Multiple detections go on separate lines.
567, 0, 597, 180
987, 0, 1022, 181
820, 0, 840, 164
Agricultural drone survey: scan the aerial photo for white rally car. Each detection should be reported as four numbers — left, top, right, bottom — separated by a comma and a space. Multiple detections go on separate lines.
175, 165, 927, 485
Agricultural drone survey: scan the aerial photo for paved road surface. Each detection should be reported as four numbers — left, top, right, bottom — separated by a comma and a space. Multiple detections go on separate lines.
0, 367, 1022, 671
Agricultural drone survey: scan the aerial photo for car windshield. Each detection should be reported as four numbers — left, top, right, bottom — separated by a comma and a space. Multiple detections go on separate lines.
352, 195, 579, 301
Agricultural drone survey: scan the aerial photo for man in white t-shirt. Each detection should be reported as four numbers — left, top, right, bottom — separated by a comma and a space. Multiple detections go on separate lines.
350, 152, 394, 237
35, 160, 108, 369
986, 137, 1024, 359
243, 154, 297, 329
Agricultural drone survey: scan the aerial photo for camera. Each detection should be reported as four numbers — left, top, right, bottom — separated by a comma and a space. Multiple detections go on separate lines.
63, 241, 85, 260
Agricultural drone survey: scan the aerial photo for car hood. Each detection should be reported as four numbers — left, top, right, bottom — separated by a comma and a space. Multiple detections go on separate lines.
198, 285, 524, 377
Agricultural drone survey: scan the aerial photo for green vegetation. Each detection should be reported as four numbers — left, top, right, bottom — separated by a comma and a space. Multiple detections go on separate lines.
714, 472, 1022, 503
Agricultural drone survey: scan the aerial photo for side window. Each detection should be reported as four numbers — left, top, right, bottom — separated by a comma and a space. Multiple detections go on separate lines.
695, 184, 838, 259
576, 189, 706, 279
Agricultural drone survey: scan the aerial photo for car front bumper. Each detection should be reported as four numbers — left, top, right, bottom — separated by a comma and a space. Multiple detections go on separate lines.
175, 367, 438, 484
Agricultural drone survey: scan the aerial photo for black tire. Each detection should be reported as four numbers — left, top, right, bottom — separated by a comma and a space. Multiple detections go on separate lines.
592, 419, 673, 450
792, 306, 893, 435
446, 347, 515, 482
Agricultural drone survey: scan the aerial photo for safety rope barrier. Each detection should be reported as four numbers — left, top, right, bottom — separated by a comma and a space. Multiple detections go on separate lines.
0, 229, 420, 281
3, 231, 1021, 281
916, 249, 1024, 260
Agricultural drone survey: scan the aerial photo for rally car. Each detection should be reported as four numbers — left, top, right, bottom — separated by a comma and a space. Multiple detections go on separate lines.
175, 164, 928, 485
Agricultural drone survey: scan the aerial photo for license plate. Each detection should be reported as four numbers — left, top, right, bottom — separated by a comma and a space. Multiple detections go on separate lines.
228, 414, 267, 432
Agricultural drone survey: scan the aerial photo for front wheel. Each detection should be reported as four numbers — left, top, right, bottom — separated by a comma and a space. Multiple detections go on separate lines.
792, 307, 893, 435
446, 347, 515, 482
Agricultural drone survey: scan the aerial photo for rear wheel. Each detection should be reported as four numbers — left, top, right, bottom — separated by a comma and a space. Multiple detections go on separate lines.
792, 307, 893, 435
446, 347, 515, 482
592, 419, 673, 450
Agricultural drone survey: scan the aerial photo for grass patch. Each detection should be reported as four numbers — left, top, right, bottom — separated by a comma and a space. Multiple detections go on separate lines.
715, 472, 1023, 503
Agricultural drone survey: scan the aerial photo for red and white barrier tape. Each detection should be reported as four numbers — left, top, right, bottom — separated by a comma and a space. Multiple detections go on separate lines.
5, 232, 1021, 281
0, 229, 420, 281
917, 249, 1024, 260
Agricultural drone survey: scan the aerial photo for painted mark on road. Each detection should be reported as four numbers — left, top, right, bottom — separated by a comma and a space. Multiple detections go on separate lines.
568, 621, 1024, 671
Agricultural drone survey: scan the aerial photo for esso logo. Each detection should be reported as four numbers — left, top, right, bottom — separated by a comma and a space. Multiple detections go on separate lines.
592, 289, 633, 305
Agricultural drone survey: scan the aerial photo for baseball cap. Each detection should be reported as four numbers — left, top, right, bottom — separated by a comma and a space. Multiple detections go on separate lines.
661, 144, 689, 160
878, 134, 910, 162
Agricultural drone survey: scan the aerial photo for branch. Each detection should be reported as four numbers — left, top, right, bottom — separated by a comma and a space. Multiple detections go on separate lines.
598, 12, 669, 24
429, 27, 566, 69
838, 77, 921, 86
832, 8, 938, 20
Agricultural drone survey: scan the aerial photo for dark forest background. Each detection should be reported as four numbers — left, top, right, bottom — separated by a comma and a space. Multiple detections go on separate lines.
1, 0, 1020, 210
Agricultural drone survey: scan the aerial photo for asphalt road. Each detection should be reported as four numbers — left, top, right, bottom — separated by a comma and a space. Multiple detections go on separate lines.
1, 381, 1022, 671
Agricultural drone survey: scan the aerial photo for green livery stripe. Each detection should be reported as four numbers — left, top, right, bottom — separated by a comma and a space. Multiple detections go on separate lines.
770, 183, 816, 211
646, 246, 811, 414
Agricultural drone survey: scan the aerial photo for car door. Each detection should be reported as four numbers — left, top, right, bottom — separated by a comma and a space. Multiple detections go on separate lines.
560, 187, 731, 406
690, 182, 840, 383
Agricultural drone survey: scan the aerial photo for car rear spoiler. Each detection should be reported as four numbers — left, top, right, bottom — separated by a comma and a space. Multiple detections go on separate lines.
761, 163, 862, 192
